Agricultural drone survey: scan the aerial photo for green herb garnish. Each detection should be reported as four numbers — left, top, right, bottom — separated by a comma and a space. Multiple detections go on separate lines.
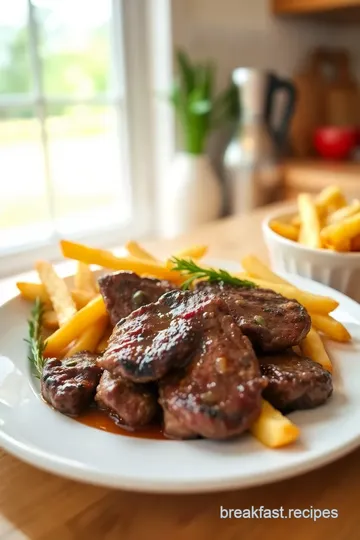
254, 315, 266, 326
24, 297, 46, 378
171, 257, 257, 290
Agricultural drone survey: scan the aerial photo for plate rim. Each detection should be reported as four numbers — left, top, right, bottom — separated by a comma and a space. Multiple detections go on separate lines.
1, 425, 360, 494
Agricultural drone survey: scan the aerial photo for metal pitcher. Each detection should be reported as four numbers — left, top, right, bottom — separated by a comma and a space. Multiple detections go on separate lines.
223, 68, 296, 215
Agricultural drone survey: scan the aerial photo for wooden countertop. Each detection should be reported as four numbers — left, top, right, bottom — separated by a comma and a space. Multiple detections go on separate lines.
1, 202, 360, 540
282, 159, 360, 202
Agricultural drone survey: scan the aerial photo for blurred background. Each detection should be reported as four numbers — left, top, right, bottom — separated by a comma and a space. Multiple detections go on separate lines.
2, 0, 360, 276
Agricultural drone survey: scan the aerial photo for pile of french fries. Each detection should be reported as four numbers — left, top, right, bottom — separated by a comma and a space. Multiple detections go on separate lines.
17, 239, 350, 450
270, 185, 360, 251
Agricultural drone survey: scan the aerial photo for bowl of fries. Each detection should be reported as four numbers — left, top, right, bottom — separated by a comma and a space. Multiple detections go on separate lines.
263, 185, 360, 302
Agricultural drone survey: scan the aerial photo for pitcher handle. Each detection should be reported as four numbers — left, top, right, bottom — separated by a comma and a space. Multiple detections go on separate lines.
265, 74, 297, 151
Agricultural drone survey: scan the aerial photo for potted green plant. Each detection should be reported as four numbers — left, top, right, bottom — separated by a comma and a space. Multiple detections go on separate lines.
163, 49, 240, 237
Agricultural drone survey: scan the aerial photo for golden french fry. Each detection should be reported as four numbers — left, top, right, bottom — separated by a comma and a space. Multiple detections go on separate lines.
316, 185, 346, 216
328, 239, 351, 252
60, 240, 182, 283
250, 400, 300, 448
298, 194, 322, 249
43, 310, 59, 330
327, 200, 360, 225
36, 260, 77, 327
269, 221, 299, 242
173, 245, 208, 260
236, 272, 254, 280
125, 241, 157, 262
245, 278, 338, 315
74, 262, 97, 293
310, 313, 351, 343
96, 326, 113, 354
71, 289, 96, 309
314, 235, 350, 252
241, 255, 290, 286
44, 295, 107, 358
65, 316, 108, 357
300, 327, 332, 372
292, 186, 346, 231
16, 282, 51, 305
16, 281, 95, 310
320, 212, 360, 251
166, 245, 208, 270
291, 215, 301, 227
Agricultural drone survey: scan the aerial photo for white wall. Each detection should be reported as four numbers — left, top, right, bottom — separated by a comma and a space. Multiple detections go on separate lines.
171, 0, 360, 181
171, 0, 358, 88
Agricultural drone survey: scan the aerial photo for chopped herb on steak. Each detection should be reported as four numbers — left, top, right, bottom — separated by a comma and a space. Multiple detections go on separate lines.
195, 282, 311, 352
98, 271, 176, 326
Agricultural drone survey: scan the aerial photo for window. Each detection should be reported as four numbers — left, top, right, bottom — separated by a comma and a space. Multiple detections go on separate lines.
0, 0, 173, 277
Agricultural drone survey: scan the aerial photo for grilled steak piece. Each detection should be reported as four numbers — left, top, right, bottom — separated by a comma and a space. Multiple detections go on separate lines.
41, 352, 102, 416
195, 282, 311, 352
98, 271, 175, 326
159, 302, 266, 439
161, 407, 197, 439
100, 290, 221, 383
95, 370, 158, 427
260, 352, 333, 412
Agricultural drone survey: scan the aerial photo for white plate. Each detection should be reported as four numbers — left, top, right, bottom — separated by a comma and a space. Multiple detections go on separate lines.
1, 259, 360, 493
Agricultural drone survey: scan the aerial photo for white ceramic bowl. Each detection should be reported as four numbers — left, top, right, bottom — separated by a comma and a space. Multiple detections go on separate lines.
262, 207, 360, 303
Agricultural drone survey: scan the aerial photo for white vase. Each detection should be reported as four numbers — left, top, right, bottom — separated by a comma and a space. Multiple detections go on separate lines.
160, 152, 222, 238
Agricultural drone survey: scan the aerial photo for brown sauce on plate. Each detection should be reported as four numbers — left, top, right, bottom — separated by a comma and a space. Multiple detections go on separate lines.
75, 408, 166, 440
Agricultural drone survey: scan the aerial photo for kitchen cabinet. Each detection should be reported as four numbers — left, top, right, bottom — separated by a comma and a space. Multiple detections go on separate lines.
273, 0, 360, 15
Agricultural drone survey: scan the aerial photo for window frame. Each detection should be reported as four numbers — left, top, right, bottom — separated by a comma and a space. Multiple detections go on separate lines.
0, 0, 174, 278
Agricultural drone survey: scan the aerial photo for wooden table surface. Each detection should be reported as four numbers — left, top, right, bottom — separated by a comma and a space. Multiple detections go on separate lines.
1, 202, 360, 540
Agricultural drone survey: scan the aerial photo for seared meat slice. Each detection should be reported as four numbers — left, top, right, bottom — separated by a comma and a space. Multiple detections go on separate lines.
260, 352, 333, 412
195, 282, 311, 352
159, 303, 266, 439
161, 407, 197, 439
98, 271, 175, 326
95, 370, 158, 427
41, 352, 102, 416
100, 290, 220, 383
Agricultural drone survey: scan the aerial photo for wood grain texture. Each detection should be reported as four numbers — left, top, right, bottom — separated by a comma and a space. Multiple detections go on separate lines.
0, 202, 359, 539
282, 160, 360, 201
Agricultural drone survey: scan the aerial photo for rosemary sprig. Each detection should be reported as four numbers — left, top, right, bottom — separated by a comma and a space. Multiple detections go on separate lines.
171, 257, 257, 290
24, 297, 46, 378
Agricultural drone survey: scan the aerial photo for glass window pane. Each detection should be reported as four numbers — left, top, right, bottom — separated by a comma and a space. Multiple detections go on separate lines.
46, 104, 130, 235
0, 0, 32, 95
34, 0, 112, 97
0, 107, 53, 250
